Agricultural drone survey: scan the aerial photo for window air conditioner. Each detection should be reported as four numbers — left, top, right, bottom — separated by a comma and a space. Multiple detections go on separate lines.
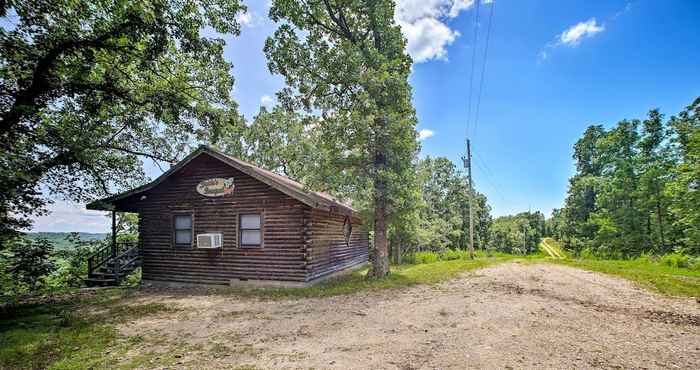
197, 233, 222, 249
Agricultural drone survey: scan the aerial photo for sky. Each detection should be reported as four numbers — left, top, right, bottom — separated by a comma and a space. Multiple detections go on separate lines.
31, 0, 700, 232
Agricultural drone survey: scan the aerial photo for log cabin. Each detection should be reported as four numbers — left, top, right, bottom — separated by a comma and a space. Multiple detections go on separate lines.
85, 145, 369, 287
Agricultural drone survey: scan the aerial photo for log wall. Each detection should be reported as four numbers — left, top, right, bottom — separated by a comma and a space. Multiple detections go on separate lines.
116, 153, 307, 284
307, 209, 369, 281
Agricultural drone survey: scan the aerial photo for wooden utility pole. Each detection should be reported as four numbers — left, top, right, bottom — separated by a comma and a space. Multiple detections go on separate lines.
463, 139, 475, 259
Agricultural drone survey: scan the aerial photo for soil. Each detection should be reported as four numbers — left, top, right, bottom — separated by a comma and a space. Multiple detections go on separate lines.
117, 262, 700, 369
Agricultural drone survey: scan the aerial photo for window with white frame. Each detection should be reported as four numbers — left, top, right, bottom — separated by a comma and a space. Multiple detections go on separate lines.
173, 213, 193, 246
239, 214, 262, 248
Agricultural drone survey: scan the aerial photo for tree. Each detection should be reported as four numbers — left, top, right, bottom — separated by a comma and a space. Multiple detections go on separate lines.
3, 238, 56, 294
557, 99, 700, 258
490, 212, 545, 255
416, 156, 491, 252
265, 0, 419, 277
666, 97, 700, 254
0, 0, 246, 246
235, 106, 318, 181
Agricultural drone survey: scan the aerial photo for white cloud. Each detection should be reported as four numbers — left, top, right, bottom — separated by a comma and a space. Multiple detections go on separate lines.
236, 10, 267, 28
236, 12, 252, 27
418, 128, 435, 140
398, 18, 459, 62
395, 0, 487, 63
31, 200, 110, 233
539, 17, 605, 62
260, 94, 275, 108
558, 18, 604, 46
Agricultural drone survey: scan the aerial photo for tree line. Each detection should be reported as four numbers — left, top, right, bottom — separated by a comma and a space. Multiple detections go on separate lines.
548, 98, 700, 258
2, 0, 503, 289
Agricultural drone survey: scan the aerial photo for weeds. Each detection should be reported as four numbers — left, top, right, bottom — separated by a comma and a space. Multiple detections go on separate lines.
551, 256, 700, 297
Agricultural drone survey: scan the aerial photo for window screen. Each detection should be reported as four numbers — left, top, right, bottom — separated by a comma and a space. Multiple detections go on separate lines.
239, 214, 262, 247
174, 214, 192, 245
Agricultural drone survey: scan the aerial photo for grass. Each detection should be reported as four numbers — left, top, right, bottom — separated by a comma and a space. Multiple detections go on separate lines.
550, 257, 700, 298
224, 253, 516, 300
2, 248, 697, 369
0, 255, 514, 369
539, 238, 568, 259
0, 289, 183, 369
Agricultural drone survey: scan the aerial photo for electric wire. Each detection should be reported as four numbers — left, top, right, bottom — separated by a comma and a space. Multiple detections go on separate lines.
472, 0, 495, 142
465, 0, 481, 140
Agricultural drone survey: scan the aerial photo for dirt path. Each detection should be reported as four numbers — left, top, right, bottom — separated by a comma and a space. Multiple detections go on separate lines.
118, 262, 700, 369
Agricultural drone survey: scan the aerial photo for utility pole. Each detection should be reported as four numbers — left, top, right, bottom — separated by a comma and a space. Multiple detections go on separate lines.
462, 139, 475, 259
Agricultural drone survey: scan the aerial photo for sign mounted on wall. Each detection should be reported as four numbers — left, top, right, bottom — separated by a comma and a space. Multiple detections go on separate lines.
196, 177, 235, 197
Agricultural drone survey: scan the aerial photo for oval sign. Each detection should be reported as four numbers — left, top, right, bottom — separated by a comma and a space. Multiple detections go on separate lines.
197, 177, 235, 197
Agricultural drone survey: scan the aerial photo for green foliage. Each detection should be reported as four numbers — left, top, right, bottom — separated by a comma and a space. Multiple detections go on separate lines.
414, 251, 440, 264
0, 0, 247, 245
231, 106, 318, 182
558, 97, 700, 257
265, 0, 420, 276
1, 238, 56, 298
1, 233, 105, 302
489, 212, 546, 254
411, 249, 474, 264
412, 156, 491, 253
24, 232, 107, 251
555, 256, 700, 297
0, 289, 182, 369
659, 253, 691, 269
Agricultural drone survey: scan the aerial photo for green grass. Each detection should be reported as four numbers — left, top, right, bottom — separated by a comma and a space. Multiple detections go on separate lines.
2, 250, 697, 369
225, 254, 515, 299
0, 289, 183, 369
539, 237, 568, 258
0, 255, 513, 369
549, 257, 700, 298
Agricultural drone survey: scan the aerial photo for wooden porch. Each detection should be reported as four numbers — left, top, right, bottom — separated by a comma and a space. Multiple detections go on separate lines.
84, 211, 141, 287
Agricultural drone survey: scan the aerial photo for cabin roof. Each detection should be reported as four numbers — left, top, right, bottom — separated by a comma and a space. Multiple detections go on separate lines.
86, 145, 357, 215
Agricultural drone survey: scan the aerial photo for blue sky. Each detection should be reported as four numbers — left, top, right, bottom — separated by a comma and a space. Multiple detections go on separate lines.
32, 0, 700, 232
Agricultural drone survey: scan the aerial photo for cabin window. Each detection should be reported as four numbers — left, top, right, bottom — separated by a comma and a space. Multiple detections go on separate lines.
173, 213, 193, 246
239, 214, 262, 248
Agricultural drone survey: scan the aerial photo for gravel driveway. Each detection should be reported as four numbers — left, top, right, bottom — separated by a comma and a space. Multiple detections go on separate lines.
119, 262, 700, 369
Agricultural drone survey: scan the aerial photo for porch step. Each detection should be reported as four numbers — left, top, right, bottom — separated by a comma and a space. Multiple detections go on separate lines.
84, 242, 141, 287
84, 277, 118, 287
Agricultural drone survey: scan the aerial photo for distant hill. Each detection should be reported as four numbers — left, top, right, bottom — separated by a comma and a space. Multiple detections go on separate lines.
25, 232, 108, 250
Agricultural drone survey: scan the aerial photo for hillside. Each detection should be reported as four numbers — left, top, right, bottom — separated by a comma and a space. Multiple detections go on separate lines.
25, 232, 107, 250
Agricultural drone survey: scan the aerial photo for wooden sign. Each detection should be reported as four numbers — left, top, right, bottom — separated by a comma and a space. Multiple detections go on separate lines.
197, 177, 235, 197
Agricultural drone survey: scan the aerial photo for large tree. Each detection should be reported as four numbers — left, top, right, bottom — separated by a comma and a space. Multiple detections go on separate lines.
558, 98, 700, 257
667, 97, 700, 254
416, 156, 491, 251
0, 0, 246, 246
265, 0, 419, 277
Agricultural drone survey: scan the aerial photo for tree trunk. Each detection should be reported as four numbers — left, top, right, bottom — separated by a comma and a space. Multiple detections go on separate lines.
394, 233, 402, 265
655, 185, 665, 250
368, 147, 389, 278
370, 193, 389, 277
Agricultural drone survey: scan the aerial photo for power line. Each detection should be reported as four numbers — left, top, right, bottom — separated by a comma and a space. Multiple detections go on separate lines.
473, 150, 508, 204
472, 0, 495, 142
465, 0, 481, 140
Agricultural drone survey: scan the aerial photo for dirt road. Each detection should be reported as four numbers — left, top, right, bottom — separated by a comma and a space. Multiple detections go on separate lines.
119, 262, 700, 369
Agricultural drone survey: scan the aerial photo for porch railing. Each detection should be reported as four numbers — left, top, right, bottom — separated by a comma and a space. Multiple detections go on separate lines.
87, 241, 141, 280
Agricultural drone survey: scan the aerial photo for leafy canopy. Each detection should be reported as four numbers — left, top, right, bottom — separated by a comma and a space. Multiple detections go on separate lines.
264, 0, 420, 276
0, 0, 246, 244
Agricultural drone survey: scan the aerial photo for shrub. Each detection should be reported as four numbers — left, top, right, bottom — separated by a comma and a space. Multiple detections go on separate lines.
579, 248, 597, 260
660, 253, 691, 268
414, 252, 440, 264
443, 249, 469, 260
2, 238, 56, 297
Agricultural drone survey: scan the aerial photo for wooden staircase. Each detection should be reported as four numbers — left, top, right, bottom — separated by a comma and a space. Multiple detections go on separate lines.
85, 241, 141, 287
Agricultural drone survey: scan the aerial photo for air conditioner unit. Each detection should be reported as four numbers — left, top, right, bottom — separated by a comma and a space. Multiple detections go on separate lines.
197, 233, 222, 249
